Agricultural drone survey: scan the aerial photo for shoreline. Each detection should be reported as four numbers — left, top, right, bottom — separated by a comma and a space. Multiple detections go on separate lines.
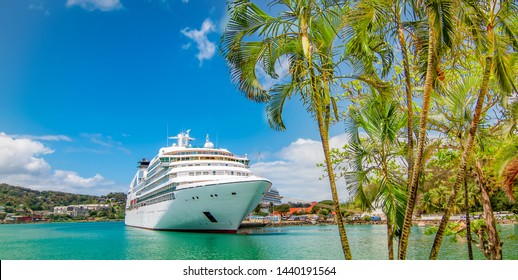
257, 218, 518, 228
0, 219, 124, 225
3, 217, 517, 227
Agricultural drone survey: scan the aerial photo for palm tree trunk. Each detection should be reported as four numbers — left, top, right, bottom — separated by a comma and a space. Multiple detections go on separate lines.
398, 24, 437, 260
476, 161, 503, 259
302, 3, 351, 260
387, 218, 394, 260
316, 107, 353, 260
464, 166, 474, 260
429, 56, 493, 260
396, 12, 414, 189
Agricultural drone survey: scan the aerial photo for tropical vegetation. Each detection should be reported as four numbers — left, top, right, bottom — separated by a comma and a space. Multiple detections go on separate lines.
0, 183, 126, 221
221, 0, 517, 260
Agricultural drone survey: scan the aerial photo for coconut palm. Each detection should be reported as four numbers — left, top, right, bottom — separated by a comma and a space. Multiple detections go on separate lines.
344, 92, 408, 260
344, 0, 416, 181
428, 75, 483, 259
398, 0, 456, 260
221, 0, 354, 259
429, 0, 518, 260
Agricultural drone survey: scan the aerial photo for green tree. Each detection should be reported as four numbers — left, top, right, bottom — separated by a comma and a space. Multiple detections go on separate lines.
221, 0, 353, 259
343, 92, 408, 259
428, 75, 485, 259
346, 0, 417, 188
399, 0, 456, 260
430, 0, 518, 260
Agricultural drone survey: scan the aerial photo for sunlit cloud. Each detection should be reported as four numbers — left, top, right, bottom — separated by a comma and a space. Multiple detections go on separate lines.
7, 134, 72, 142
28, 3, 50, 16
250, 133, 350, 203
181, 19, 216, 66
81, 133, 131, 154
0, 133, 121, 195
66, 0, 123, 12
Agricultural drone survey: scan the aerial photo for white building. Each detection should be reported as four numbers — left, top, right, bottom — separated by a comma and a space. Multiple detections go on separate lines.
53, 204, 110, 217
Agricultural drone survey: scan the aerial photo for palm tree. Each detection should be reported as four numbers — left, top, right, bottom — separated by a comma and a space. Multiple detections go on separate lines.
221, 0, 353, 259
398, 0, 456, 260
428, 75, 483, 259
344, 0, 417, 186
344, 92, 408, 259
429, 0, 517, 260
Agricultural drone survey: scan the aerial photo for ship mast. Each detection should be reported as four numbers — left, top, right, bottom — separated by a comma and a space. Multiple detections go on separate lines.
169, 130, 195, 147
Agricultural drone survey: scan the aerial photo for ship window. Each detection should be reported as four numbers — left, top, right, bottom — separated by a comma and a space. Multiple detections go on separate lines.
189, 172, 194, 176
195, 172, 201, 176
213, 171, 216, 175
231, 171, 234, 175
203, 171, 209, 175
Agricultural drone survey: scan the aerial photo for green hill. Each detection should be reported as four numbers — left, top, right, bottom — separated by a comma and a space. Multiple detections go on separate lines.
0, 183, 126, 213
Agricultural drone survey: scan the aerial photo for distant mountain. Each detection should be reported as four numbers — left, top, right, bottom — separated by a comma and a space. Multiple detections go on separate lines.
0, 183, 126, 212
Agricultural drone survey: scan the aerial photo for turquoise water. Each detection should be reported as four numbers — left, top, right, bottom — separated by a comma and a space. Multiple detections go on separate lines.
0, 222, 516, 260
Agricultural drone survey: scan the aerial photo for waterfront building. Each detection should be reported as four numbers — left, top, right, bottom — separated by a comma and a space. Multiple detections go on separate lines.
53, 204, 110, 217
287, 202, 318, 215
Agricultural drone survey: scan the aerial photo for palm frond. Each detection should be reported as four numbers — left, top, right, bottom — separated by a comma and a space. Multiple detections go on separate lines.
376, 176, 407, 233
266, 83, 296, 131
426, 0, 455, 49
493, 38, 517, 93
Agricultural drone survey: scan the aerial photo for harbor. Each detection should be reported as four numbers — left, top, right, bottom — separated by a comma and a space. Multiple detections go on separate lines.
1, 221, 517, 260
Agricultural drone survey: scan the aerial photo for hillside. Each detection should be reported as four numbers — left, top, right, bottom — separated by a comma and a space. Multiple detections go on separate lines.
0, 183, 126, 213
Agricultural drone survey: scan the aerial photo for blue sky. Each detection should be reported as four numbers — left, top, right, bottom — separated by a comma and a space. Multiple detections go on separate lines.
0, 0, 350, 202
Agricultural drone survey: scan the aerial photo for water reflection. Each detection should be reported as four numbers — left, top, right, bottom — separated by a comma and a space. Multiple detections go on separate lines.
123, 227, 268, 259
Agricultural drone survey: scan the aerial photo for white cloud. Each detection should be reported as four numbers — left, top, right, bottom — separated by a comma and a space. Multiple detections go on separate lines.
81, 133, 131, 154
250, 133, 350, 203
54, 170, 107, 188
181, 19, 216, 65
66, 0, 123, 12
0, 133, 53, 175
0, 133, 121, 195
7, 134, 72, 142
28, 3, 50, 15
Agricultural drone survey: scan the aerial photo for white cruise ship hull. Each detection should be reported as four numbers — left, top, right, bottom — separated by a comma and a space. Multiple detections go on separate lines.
125, 178, 271, 233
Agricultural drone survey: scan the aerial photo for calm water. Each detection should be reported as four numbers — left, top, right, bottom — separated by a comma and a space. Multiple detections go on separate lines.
0, 222, 516, 260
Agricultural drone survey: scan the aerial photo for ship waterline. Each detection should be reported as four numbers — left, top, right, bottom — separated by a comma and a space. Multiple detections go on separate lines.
125, 130, 271, 232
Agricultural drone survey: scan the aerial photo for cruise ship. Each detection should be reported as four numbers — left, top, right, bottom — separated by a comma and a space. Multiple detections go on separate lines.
124, 130, 272, 233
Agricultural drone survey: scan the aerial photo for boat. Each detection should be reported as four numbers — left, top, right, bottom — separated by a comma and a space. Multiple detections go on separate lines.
124, 130, 272, 233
